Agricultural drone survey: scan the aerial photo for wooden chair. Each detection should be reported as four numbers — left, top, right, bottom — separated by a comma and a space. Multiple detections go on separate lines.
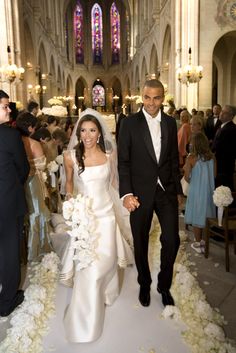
204, 192, 236, 272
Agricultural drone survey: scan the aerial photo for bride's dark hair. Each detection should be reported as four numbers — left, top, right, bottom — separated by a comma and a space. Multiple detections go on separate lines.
75, 114, 106, 174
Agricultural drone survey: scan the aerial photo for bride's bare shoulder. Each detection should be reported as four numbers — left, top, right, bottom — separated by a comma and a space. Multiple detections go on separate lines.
63, 150, 76, 165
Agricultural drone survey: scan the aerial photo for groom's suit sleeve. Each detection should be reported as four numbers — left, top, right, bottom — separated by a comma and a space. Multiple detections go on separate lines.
118, 117, 133, 198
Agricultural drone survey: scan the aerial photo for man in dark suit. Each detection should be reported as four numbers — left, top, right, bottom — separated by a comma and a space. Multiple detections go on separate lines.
0, 90, 29, 316
118, 79, 182, 307
212, 105, 236, 191
205, 104, 222, 146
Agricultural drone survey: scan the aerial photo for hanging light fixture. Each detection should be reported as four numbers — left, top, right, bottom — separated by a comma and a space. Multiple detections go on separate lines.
0, 46, 25, 83
177, 48, 203, 85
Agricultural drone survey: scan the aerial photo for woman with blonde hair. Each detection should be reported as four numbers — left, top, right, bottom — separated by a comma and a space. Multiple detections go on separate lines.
177, 109, 191, 167
183, 132, 216, 253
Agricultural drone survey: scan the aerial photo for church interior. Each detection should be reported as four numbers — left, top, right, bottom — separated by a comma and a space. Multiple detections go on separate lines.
0, 1, 236, 353
0, 0, 236, 113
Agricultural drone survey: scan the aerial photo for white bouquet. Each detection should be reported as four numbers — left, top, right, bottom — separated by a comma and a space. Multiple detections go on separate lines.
62, 194, 98, 271
47, 160, 59, 173
213, 186, 233, 207
55, 154, 63, 165
213, 186, 233, 226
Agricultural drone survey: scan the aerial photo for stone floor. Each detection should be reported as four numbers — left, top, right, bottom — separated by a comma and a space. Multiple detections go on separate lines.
179, 215, 236, 341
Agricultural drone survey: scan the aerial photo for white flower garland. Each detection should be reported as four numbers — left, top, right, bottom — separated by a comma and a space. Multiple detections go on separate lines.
148, 221, 236, 353
0, 253, 60, 353
62, 194, 98, 271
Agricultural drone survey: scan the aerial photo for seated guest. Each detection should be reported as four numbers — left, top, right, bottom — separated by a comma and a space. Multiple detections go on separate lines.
16, 112, 52, 261
0, 90, 29, 316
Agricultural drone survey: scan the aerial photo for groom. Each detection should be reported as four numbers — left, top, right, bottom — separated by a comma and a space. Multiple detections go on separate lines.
118, 79, 182, 307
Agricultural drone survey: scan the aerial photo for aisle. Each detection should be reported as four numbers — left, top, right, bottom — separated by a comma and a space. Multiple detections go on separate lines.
42, 265, 191, 353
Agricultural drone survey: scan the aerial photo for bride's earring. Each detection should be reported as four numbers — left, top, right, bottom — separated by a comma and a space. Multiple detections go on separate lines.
97, 136, 100, 144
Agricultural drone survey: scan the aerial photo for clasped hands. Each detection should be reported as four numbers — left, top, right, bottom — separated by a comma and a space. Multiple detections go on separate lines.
123, 195, 140, 212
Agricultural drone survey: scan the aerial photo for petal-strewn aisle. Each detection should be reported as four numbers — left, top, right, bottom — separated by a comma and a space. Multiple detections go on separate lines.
42, 265, 190, 353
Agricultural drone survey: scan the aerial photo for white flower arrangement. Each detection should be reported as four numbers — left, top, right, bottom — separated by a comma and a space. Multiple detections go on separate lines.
55, 154, 63, 165
213, 186, 233, 207
0, 252, 59, 353
63, 194, 98, 271
42, 105, 68, 117
47, 160, 59, 173
48, 98, 63, 106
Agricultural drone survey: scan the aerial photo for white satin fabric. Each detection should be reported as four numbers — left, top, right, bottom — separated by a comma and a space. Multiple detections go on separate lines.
61, 151, 133, 342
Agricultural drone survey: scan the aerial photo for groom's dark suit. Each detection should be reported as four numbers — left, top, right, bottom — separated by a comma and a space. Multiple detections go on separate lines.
118, 110, 182, 291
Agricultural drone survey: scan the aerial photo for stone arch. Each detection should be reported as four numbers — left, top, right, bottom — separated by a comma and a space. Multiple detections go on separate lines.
110, 75, 122, 108
49, 55, 57, 98
161, 25, 171, 88
149, 44, 159, 78
23, 21, 36, 103
57, 65, 63, 95
75, 76, 88, 111
212, 30, 236, 106
38, 42, 48, 107
134, 65, 139, 93
66, 74, 73, 96
141, 56, 148, 88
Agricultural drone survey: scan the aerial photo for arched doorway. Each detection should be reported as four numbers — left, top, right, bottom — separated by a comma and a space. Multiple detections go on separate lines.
92, 79, 105, 111
212, 31, 236, 106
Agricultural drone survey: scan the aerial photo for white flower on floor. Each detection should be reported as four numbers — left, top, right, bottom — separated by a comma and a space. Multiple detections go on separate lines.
162, 306, 181, 320
148, 223, 236, 353
63, 194, 98, 271
41, 251, 60, 273
0, 252, 59, 353
204, 322, 225, 341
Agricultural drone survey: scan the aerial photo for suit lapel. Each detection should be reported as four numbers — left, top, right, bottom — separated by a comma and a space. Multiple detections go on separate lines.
159, 113, 168, 166
138, 112, 157, 164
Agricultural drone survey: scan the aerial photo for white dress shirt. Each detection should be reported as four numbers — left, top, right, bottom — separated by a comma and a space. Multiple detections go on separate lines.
142, 107, 164, 190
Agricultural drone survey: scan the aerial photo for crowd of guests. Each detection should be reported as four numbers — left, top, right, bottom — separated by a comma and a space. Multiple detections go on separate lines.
168, 103, 236, 253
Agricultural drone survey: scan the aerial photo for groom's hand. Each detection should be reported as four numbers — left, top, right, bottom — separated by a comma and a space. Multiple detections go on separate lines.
123, 195, 140, 212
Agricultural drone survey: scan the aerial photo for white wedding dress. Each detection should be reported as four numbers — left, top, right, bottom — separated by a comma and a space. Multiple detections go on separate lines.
60, 150, 133, 343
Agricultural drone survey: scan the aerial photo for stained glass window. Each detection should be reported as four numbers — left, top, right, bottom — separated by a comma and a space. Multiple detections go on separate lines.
91, 3, 103, 64
110, 3, 120, 64
92, 84, 105, 106
74, 2, 84, 64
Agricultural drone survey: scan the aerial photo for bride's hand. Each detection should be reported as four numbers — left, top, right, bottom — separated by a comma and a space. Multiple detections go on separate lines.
123, 195, 140, 212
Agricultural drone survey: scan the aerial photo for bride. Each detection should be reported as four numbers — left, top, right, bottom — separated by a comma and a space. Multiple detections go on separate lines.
60, 108, 133, 343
